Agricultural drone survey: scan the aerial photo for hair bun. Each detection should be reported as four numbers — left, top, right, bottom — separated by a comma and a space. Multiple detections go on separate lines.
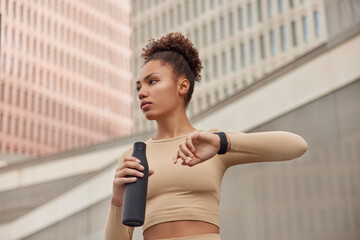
141, 32, 203, 83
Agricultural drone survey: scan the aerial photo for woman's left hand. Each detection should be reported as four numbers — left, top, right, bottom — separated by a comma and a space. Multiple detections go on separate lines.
173, 130, 224, 167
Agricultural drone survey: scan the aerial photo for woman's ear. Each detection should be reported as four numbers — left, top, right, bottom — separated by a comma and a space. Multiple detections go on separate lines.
178, 78, 190, 96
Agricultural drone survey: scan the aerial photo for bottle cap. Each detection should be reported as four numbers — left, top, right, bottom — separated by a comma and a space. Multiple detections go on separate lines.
133, 142, 146, 151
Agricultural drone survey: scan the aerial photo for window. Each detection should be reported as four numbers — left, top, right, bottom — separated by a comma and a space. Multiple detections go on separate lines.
211, 20, 217, 43
210, 0, 215, 8
201, 0, 206, 12
238, 7, 244, 31
213, 54, 218, 78
0, 84, 4, 103
0, 112, 3, 133
194, 28, 199, 48
221, 51, 227, 75
155, 16, 160, 35
15, 118, 19, 136
193, 0, 198, 17
260, 34, 265, 59
140, 23, 145, 44
170, 8, 175, 29
12, 1, 16, 19
197, 97, 203, 111
231, 47, 236, 71
204, 59, 209, 80
1, 55, 5, 72
11, 29, 15, 47
206, 93, 211, 106
6, 114, 12, 135
302, 16, 309, 43
289, 0, 294, 8
229, 11, 234, 35
22, 120, 27, 138
247, 3, 253, 27
338, 1, 345, 28
17, 60, 22, 77
223, 85, 228, 96
220, 16, 225, 39
257, 0, 263, 22
148, 20, 152, 39
28, 123, 35, 144
351, 0, 359, 21
20, 5, 24, 22
270, 30, 276, 55
314, 11, 320, 38
2, 26, 7, 45
177, 4, 182, 25
278, 0, 283, 13
8, 86, 13, 104
26, 35, 29, 53
24, 91, 28, 108
268, 0, 273, 18
134, 27, 138, 46
280, 25, 286, 51
162, 12, 167, 32
4, 0, 9, 15
240, 43, 246, 67
37, 124, 41, 142
250, 39, 256, 63
202, 24, 208, 46
291, 21, 297, 46
185, 1, 190, 20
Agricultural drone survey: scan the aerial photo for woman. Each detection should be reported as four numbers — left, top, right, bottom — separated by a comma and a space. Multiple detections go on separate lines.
105, 32, 308, 240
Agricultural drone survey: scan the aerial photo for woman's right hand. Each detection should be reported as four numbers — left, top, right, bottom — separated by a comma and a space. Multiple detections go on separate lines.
111, 156, 154, 207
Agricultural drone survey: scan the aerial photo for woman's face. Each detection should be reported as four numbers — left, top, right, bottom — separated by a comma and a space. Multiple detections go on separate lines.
136, 60, 186, 120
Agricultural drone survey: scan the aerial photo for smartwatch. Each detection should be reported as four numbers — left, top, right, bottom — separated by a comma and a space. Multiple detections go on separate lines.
213, 132, 228, 155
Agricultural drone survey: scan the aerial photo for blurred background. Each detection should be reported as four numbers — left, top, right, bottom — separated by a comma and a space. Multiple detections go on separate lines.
0, 0, 359, 239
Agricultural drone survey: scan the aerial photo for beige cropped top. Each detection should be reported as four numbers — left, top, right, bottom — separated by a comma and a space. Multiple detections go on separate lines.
104, 129, 308, 240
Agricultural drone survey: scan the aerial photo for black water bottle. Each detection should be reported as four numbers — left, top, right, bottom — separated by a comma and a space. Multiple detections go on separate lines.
122, 142, 149, 227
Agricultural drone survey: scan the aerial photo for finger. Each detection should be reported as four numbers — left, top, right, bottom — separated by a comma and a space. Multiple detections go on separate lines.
119, 160, 144, 172
117, 157, 141, 171
179, 142, 194, 159
113, 177, 137, 187
173, 151, 179, 164
186, 157, 202, 167
116, 168, 144, 178
149, 169, 155, 176
178, 150, 192, 165
186, 137, 196, 153
123, 156, 141, 163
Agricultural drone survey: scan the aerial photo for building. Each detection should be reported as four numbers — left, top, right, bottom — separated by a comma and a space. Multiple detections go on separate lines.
0, 0, 133, 157
131, 0, 329, 134
0, 0, 359, 239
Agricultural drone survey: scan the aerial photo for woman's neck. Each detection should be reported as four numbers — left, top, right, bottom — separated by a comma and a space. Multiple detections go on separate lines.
153, 109, 196, 140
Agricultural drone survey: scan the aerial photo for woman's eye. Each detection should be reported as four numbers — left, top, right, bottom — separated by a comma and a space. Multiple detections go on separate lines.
149, 80, 157, 85
136, 86, 141, 92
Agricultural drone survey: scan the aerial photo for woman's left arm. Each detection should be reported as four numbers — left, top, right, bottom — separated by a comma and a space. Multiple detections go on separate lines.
220, 131, 308, 167
174, 130, 308, 167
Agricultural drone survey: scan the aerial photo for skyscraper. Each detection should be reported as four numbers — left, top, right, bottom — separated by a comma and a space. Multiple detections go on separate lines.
0, 0, 133, 157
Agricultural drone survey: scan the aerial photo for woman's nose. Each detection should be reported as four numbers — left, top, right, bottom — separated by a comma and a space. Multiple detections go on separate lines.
137, 86, 148, 100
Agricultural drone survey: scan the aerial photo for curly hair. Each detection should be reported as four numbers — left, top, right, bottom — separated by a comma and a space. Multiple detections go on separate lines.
141, 32, 203, 108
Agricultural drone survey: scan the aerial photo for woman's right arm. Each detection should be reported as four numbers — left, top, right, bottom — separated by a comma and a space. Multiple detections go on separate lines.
104, 149, 150, 240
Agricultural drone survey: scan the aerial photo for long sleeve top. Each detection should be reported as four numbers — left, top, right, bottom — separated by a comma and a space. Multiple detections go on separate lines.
104, 129, 308, 239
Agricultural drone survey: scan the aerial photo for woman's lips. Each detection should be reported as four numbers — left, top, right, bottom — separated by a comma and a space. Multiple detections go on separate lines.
141, 102, 151, 111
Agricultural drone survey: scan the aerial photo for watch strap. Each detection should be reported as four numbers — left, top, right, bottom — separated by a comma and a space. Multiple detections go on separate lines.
214, 132, 228, 155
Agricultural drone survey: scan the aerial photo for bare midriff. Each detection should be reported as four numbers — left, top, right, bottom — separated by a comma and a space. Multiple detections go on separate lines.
143, 220, 219, 240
